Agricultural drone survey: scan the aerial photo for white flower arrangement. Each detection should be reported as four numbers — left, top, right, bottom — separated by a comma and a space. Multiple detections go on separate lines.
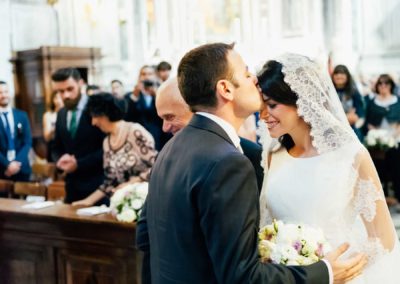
110, 182, 148, 223
258, 220, 332, 266
364, 129, 397, 150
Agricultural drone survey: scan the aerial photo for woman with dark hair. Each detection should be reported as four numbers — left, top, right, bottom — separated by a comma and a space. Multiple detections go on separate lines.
365, 74, 400, 131
257, 54, 400, 283
42, 91, 64, 161
331, 65, 365, 140
72, 93, 157, 207
365, 74, 400, 204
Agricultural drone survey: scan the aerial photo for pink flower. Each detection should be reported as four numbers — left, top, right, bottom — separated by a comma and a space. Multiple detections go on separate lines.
293, 240, 302, 253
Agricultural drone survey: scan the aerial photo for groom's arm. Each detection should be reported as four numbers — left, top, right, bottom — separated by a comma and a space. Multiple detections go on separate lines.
197, 153, 329, 284
136, 201, 152, 284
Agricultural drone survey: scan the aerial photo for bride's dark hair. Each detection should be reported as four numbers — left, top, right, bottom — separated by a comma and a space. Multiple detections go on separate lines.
257, 60, 298, 150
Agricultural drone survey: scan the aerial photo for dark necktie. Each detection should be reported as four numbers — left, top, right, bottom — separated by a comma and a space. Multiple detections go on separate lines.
69, 109, 77, 138
2, 112, 15, 151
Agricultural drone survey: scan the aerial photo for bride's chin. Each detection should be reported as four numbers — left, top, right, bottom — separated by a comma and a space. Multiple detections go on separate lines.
268, 130, 279, 138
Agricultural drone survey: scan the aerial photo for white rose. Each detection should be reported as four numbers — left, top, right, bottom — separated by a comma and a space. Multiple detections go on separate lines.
135, 182, 149, 200
366, 135, 376, 146
110, 189, 125, 209
116, 208, 137, 222
131, 198, 144, 210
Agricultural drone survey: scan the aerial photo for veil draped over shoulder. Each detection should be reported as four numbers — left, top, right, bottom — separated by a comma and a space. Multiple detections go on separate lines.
258, 53, 399, 271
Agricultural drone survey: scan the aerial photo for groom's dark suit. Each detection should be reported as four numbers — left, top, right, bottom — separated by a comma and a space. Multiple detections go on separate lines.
139, 114, 328, 284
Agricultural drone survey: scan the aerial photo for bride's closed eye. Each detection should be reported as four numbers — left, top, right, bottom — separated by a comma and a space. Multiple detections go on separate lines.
267, 103, 277, 109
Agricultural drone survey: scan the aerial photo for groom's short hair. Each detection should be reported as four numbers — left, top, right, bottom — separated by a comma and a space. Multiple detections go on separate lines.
177, 42, 235, 112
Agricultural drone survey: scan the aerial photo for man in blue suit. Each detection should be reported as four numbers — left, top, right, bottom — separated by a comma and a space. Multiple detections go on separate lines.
0, 81, 32, 183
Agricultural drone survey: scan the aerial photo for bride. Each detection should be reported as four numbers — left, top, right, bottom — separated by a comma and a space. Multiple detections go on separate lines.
257, 53, 400, 283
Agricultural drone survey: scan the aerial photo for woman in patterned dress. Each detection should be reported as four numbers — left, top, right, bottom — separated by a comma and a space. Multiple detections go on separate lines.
72, 93, 157, 207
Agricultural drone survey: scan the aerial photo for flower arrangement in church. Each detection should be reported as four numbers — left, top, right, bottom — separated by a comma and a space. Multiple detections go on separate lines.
364, 129, 397, 151
258, 220, 332, 265
110, 182, 148, 223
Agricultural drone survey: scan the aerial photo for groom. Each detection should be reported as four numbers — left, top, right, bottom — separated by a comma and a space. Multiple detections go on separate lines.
139, 43, 366, 283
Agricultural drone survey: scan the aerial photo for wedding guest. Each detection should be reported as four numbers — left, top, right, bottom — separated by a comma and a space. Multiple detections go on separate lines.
156, 61, 172, 82
86, 84, 101, 96
111, 79, 125, 99
0, 81, 32, 183
365, 74, 400, 204
72, 93, 157, 207
124, 65, 171, 151
331, 65, 365, 140
51, 68, 105, 204
365, 74, 400, 131
43, 90, 64, 161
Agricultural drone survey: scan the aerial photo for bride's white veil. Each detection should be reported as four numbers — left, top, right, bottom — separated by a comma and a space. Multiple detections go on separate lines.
258, 53, 360, 226
258, 53, 399, 268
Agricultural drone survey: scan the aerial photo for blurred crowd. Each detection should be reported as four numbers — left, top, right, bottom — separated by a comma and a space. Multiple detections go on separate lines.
1, 58, 400, 208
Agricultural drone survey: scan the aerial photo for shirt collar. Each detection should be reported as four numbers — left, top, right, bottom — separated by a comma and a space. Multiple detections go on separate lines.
0, 106, 12, 113
196, 112, 241, 149
76, 93, 88, 111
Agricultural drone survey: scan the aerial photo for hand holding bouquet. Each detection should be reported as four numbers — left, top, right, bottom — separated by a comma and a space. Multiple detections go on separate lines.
258, 220, 331, 265
110, 182, 148, 223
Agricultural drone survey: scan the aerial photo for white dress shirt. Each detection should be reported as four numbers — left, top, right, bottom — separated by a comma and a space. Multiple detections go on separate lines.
0, 106, 15, 137
196, 112, 243, 153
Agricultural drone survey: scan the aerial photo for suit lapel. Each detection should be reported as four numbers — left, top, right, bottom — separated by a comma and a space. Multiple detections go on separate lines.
59, 108, 73, 145
188, 114, 235, 147
74, 109, 89, 142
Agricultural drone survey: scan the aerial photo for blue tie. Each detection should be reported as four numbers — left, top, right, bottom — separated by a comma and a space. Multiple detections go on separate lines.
2, 112, 15, 151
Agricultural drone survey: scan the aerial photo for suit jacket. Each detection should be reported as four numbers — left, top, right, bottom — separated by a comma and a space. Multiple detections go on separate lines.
124, 92, 172, 151
0, 108, 32, 178
52, 107, 105, 203
240, 137, 263, 193
138, 114, 328, 284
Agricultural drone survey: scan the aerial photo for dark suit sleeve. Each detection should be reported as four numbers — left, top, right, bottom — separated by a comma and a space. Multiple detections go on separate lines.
15, 111, 32, 164
136, 201, 151, 284
0, 152, 10, 169
196, 153, 329, 284
52, 111, 65, 162
352, 89, 365, 118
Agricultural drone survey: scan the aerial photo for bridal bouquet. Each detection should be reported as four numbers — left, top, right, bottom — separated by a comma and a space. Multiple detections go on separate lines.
258, 220, 332, 265
109, 182, 148, 223
364, 129, 397, 150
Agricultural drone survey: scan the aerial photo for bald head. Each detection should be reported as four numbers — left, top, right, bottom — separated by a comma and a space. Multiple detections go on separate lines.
156, 77, 193, 134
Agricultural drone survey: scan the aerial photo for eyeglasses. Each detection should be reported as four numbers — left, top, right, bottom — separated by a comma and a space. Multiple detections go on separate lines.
377, 81, 390, 86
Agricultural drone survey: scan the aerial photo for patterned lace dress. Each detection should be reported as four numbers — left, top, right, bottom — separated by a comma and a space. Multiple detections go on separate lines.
99, 121, 157, 196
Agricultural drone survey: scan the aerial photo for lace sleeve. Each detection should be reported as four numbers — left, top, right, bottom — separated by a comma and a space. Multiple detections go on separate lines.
352, 148, 397, 263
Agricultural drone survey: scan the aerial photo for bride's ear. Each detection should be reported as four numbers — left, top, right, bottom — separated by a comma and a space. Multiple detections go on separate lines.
216, 79, 234, 102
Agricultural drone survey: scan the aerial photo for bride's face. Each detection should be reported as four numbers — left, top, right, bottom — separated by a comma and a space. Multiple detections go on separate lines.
260, 97, 300, 138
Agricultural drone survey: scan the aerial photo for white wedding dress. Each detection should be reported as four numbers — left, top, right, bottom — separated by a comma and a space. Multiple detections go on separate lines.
257, 53, 400, 283
260, 141, 400, 283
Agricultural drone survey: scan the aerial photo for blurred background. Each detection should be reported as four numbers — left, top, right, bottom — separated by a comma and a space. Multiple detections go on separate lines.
1, 0, 399, 92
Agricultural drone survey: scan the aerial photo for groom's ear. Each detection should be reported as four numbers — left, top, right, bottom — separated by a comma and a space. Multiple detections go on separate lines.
216, 79, 234, 102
